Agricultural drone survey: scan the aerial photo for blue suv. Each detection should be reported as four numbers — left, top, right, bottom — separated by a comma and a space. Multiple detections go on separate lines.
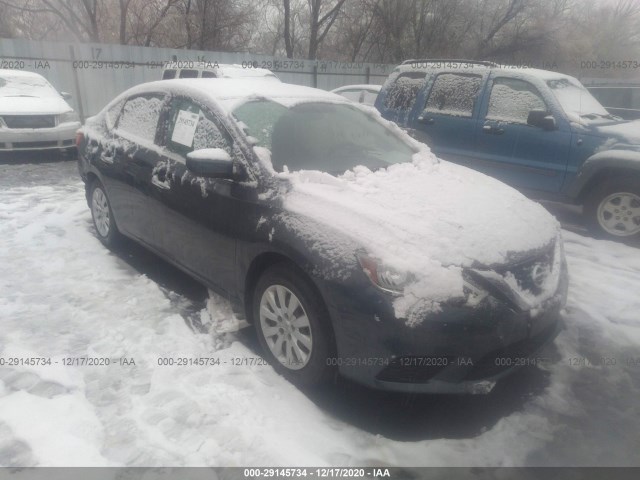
375, 60, 640, 242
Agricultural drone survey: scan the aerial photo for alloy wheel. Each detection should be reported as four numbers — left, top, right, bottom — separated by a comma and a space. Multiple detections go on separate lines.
259, 284, 313, 370
596, 192, 640, 237
92, 187, 111, 238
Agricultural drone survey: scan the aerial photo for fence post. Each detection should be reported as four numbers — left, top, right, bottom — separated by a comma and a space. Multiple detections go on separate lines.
68, 45, 85, 123
365, 66, 370, 84
313, 64, 318, 88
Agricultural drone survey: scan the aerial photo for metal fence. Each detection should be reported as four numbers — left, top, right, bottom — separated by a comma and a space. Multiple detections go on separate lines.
0, 38, 395, 119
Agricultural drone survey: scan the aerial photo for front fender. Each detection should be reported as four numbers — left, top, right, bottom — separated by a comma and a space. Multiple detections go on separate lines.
566, 149, 640, 199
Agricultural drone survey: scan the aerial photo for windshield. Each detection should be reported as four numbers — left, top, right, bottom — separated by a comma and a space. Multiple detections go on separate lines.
547, 77, 611, 119
233, 100, 416, 174
0, 74, 59, 98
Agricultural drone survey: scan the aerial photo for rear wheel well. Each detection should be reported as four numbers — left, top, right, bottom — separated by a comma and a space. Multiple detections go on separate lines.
85, 172, 99, 200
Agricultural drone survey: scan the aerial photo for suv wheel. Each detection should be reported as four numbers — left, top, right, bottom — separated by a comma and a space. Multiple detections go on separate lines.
90, 181, 121, 247
253, 264, 335, 387
585, 177, 640, 241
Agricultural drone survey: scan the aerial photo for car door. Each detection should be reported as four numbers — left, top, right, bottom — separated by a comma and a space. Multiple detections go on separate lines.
410, 72, 486, 163
473, 76, 572, 192
153, 96, 237, 294
108, 92, 168, 249
377, 71, 428, 125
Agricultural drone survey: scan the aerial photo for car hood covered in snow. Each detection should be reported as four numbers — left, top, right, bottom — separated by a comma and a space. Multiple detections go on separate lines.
0, 96, 72, 115
277, 150, 560, 320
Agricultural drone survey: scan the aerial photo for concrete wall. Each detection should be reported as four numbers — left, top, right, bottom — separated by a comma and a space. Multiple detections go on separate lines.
0, 38, 395, 119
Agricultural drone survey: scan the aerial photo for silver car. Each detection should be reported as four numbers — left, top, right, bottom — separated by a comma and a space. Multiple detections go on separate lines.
0, 70, 81, 153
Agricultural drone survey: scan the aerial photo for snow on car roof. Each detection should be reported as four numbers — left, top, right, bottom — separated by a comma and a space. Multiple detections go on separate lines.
163, 62, 277, 78
126, 78, 350, 113
331, 84, 382, 92
393, 62, 578, 82
0, 69, 46, 79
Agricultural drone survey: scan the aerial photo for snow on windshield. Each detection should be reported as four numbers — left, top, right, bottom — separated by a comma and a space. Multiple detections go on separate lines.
548, 78, 609, 118
0, 74, 58, 98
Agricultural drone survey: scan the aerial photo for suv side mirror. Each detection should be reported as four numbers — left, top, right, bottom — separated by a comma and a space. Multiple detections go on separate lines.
527, 110, 556, 130
186, 148, 234, 178
60, 91, 72, 100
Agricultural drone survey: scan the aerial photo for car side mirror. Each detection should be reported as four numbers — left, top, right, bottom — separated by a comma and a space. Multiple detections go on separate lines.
60, 91, 72, 100
527, 110, 556, 130
186, 148, 234, 178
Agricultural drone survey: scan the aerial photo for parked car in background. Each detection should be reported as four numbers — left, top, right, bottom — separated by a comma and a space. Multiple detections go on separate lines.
376, 60, 640, 242
161, 61, 279, 81
331, 84, 381, 106
0, 69, 80, 154
77, 78, 567, 393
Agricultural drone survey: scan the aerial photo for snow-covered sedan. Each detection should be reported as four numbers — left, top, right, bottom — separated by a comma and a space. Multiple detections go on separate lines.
77, 79, 568, 394
0, 70, 81, 153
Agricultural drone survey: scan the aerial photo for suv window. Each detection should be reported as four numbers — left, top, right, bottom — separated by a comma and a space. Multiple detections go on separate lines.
162, 69, 177, 80
179, 69, 199, 79
384, 72, 427, 110
116, 94, 164, 143
424, 73, 482, 118
166, 98, 232, 156
487, 78, 546, 124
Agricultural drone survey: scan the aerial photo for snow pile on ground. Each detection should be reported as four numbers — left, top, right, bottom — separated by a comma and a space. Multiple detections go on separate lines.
0, 166, 638, 467
280, 153, 559, 319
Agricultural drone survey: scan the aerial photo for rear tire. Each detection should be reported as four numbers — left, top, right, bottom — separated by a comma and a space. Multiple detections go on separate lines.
89, 180, 122, 247
252, 263, 336, 387
584, 177, 640, 242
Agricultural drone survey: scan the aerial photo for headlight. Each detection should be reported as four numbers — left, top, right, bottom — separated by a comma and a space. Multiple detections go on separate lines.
59, 111, 79, 123
356, 252, 409, 294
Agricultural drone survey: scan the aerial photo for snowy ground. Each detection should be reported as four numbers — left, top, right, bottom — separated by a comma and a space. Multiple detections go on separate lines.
0, 157, 639, 467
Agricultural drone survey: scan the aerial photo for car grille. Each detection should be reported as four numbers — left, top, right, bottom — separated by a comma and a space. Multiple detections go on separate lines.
12, 141, 58, 149
495, 243, 555, 295
3, 115, 57, 128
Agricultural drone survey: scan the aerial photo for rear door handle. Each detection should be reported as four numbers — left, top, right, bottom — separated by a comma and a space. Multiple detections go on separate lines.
418, 116, 435, 125
482, 125, 505, 135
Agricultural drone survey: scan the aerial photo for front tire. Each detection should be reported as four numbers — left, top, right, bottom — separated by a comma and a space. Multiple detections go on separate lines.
90, 180, 122, 247
585, 177, 640, 242
252, 264, 335, 387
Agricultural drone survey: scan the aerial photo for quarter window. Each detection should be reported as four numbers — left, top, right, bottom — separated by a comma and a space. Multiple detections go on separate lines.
424, 73, 482, 118
117, 94, 164, 143
383, 72, 427, 110
487, 78, 547, 124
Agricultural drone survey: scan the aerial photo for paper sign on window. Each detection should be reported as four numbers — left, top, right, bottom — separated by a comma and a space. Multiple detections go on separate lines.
171, 110, 200, 147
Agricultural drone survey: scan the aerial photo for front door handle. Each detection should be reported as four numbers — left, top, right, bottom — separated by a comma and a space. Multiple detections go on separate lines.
418, 116, 435, 125
152, 166, 170, 190
482, 125, 505, 135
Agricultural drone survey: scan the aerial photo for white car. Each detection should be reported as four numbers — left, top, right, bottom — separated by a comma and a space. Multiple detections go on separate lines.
331, 84, 381, 105
0, 70, 81, 153
161, 62, 280, 81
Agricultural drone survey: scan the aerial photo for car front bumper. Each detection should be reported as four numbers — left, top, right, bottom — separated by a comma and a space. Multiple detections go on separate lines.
322, 264, 568, 394
0, 122, 81, 151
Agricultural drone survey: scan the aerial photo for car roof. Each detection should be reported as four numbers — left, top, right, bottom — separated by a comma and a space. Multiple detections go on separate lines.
0, 69, 46, 79
392, 62, 578, 82
163, 62, 277, 79
122, 78, 350, 114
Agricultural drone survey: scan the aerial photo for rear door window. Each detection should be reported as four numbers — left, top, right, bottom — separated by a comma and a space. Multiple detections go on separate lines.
179, 69, 199, 79
424, 73, 482, 118
383, 72, 427, 111
162, 69, 177, 80
201, 71, 217, 78
486, 77, 547, 124
116, 94, 165, 143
